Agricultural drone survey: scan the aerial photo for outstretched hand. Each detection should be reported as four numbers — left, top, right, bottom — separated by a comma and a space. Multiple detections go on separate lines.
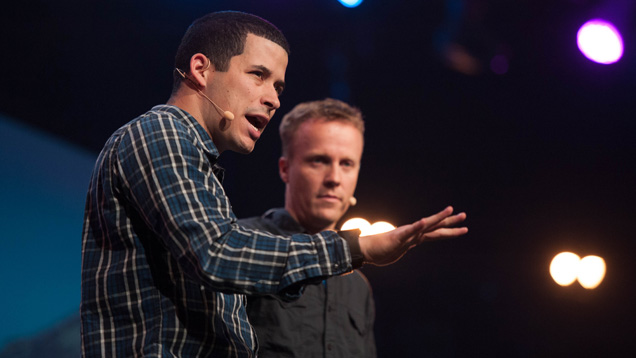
359, 206, 468, 266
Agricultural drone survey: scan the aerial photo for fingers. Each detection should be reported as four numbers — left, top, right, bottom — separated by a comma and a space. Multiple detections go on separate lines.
409, 208, 467, 243
416, 227, 468, 242
410, 206, 455, 232
393, 207, 458, 245
429, 212, 467, 231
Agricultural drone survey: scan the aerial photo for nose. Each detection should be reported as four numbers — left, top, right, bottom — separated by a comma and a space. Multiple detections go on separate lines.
324, 164, 341, 188
262, 86, 281, 111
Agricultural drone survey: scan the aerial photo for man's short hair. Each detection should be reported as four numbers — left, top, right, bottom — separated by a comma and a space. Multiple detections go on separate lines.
172, 11, 290, 93
279, 98, 365, 157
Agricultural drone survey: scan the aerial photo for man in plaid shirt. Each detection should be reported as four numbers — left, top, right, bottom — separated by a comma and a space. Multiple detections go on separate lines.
80, 11, 468, 358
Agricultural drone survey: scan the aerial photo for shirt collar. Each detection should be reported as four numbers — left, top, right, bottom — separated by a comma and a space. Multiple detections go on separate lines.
150, 104, 220, 160
150, 104, 225, 181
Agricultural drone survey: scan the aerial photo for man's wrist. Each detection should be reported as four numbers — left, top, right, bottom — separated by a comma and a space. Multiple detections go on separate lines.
338, 229, 364, 269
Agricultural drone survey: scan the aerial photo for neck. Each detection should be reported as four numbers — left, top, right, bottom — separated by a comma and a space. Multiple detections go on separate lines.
168, 91, 224, 151
284, 206, 336, 235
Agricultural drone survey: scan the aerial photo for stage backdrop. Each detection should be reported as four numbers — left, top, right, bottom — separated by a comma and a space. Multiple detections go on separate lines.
0, 114, 94, 350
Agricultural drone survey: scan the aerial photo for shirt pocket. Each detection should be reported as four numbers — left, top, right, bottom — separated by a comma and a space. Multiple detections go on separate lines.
348, 305, 369, 336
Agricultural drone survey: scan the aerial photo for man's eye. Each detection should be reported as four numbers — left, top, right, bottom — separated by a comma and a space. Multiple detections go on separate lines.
251, 71, 264, 79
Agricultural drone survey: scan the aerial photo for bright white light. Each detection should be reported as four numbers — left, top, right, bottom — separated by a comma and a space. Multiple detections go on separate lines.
369, 221, 396, 235
550, 252, 581, 286
550, 252, 607, 289
577, 255, 606, 289
341, 218, 395, 237
338, 0, 363, 8
341, 218, 371, 235
577, 19, 624, 64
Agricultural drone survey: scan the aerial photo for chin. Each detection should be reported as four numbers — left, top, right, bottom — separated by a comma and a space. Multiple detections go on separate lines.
237, 147, 254, 154
313, 210, 343, 228
233, 141, 256, 154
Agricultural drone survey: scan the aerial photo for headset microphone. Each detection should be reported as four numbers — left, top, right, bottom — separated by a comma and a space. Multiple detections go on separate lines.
175, 68, 235, 121
349, 197, 357, 207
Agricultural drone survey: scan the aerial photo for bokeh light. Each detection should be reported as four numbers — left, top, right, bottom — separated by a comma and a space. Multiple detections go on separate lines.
369, 221, 396, 235
577, 19, 623, 64
550, 252, 581, 286
341, 218, 395, 237
577, 255, 606, 289
341, 218, 371, 235
550, 252, 607, 289
337, 0, 363, 8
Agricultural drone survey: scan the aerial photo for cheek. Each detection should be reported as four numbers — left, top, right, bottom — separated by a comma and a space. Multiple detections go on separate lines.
344, 173, 359, 191
295, 172, 321, 197
290, 170, 315, 192
300, 175, 321, 192
228, 80, 252, 104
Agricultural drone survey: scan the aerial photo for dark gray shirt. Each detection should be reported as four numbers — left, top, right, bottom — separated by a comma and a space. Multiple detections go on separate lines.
241, 208, 376, 358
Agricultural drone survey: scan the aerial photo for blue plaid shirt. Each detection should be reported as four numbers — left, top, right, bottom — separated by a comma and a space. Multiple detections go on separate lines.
81, 105, 353, 358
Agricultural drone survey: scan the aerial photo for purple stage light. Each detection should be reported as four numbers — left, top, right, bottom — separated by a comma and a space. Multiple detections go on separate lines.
577, 19, 623, 64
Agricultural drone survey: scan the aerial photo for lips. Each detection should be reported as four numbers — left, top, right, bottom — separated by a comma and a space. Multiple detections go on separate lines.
245, 114, 268, 131
244, 113, 269, 140
317, 194, 341, 202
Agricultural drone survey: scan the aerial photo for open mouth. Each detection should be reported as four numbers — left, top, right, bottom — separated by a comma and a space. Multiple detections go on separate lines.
246, 114, 267, 131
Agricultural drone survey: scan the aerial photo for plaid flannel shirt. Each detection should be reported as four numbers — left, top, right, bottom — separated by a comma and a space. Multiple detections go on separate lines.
81, 105, 352, 357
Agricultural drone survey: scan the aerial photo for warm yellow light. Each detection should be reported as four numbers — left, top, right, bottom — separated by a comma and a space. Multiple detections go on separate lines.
577, 255, 606, 289
341, 218, 371, 236
550, 252, 581, 286
368, 221, 396, 235
341, 218, 395, 237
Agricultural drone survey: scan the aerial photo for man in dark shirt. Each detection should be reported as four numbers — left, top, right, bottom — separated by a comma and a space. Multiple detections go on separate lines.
241, 98, 373, 357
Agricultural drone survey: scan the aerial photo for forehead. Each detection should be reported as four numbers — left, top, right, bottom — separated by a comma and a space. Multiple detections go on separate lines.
233, 33, 288, 73
292, 119, 364, 156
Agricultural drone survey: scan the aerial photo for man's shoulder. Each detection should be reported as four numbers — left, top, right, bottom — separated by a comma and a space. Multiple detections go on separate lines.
109, 105, 190, 140
236, 215, 263, 228
238, 214, 284, 234
134, 105, 193, 132
237, 215, 261, 225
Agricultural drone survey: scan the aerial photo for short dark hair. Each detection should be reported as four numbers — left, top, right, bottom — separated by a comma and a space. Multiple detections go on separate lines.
280, 98, 365, 158
172, 11, 290, 92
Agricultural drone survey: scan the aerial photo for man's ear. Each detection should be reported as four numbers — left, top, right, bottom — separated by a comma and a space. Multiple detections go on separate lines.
188, 53, 213, 88
279, 156, 289, 183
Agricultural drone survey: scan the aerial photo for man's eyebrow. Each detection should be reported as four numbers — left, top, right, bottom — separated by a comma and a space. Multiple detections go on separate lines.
253, 65, 271, 76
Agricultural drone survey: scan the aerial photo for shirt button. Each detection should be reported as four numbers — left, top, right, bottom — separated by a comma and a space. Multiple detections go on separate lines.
334, 263, 339, 269
327, 344, 333, 351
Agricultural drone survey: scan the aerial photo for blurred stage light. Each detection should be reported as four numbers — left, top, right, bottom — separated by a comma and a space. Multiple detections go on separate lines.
341, 218, 395, 236
577, 255, 606, 289
550, 252, 581, 286
550, 252, 606, 289
369, 221, 396, 235
577, 19, 623, 64
338, 0, 363, 8
341, 218, 372, 235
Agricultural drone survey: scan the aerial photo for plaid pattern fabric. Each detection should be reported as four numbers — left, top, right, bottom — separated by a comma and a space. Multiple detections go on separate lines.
81, 105, 352, 357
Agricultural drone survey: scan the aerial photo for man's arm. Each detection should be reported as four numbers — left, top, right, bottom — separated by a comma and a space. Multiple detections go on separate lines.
116, 113, 353, 297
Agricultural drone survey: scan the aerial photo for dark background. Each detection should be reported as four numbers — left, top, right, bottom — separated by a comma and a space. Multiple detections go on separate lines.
1, 0, 635, 356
